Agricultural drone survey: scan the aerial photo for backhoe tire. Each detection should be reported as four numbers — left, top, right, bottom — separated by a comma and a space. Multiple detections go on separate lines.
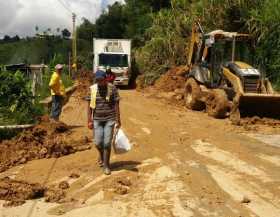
184, 78, 205, 111
206, 89, 229, 119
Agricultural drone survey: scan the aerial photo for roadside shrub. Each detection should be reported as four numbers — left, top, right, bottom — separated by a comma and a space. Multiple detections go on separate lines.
135, 0, 280, 88
247, 0, 280, 83
0, 71, 44, 125
135, 2, 192, 86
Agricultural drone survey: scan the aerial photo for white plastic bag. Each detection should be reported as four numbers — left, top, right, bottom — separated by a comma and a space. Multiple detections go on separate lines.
113, 128, 132, 154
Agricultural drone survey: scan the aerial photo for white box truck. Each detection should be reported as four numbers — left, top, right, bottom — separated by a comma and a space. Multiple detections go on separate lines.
93, 38, 131, 86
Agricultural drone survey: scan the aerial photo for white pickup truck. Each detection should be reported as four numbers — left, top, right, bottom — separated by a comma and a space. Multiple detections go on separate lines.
93, 38, 131, 86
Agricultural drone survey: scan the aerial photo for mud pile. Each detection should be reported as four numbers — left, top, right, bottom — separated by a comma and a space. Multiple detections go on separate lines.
154, 66, 187, 92
240, 116, 280, 126
112, 177, 132, 195
0, 177, 67, 207
75, 70, 93, 98
0, 117, 91, 173
0, 177, 45, 207
102, 174, 136, 198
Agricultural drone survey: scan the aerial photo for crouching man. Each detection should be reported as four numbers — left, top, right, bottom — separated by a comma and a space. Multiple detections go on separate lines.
87, 70, 121, 175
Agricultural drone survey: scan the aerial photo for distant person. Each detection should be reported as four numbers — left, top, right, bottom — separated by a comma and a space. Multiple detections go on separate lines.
49, 64, 65, 121
105, 66, 116, 84
87, 70, 121, 175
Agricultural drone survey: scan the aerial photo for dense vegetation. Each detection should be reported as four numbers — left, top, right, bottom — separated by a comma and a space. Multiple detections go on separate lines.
2, 0, 279, 85
75, 0, 280, 85
0, 71, 43, 125
0, 36, 71, 65
0, 31, 73, 126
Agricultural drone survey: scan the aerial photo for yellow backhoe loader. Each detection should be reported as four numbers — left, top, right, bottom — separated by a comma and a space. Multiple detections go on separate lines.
184, 22, 280, 124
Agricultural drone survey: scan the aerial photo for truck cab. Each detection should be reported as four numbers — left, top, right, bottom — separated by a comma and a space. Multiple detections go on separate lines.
93, 38, 131, 86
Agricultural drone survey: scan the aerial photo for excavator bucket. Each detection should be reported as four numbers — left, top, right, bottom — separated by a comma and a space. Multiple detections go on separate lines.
239, 93, 280, 118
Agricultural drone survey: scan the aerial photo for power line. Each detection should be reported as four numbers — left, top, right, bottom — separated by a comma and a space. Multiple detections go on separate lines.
57, 0, 72, 14
61, 0, 72, 9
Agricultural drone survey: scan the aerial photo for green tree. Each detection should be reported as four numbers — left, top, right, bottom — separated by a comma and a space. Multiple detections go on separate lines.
0, 71, 43, 125
35, 25, 39, 33
95, 2, 127, 39
77, 18, 96, 41
62, 28, 71, 39
56, 27, 61, 36
3, 35, 11, 42
247, 0, 280, 81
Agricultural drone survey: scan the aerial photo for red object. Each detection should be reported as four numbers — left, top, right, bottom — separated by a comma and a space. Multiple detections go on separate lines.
106, 73, 116, 83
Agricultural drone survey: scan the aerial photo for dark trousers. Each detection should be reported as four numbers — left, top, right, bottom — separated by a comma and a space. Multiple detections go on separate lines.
50, 95, 63, 120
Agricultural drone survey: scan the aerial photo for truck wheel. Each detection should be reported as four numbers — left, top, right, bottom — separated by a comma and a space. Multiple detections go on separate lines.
185, 78, 204, 111
206, 89, 229, 119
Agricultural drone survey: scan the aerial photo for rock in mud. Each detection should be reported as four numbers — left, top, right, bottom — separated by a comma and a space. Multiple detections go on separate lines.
44, 188, 66, 203
176, 94, 184, 101
59, 181, 70, 190
69, 173, 80, 179
241, 196, 251, 204
112, 177, 132, 195
114, 185, 130, 195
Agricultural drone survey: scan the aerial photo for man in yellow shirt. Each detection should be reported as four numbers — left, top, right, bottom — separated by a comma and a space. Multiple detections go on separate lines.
49, 64, 65, 121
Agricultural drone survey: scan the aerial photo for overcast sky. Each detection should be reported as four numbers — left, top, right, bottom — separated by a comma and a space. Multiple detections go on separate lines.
0, 0, 123, 38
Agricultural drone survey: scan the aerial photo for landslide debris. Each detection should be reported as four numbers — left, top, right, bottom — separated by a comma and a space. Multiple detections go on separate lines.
0, 177, 67, 207
143, 66, 188, 106
0, 116, 91, 173
44, 187, 66, 203
58, 181, 70, 190
240, 116, 280, 126
69, 173, 80, 179
76, 70, 93, 97
0, 177, 45, 207
154, 66, 187, 92
104, 176, 134, 196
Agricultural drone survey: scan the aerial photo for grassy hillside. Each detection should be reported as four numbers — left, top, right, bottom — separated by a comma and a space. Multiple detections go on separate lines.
0, 36, 71, 65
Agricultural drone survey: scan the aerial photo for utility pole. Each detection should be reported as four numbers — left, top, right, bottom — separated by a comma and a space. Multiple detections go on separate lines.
72, 13, 77, 75
68, 52, 71, 77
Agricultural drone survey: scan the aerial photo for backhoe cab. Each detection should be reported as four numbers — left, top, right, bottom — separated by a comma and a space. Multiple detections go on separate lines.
184, 22, 280, 123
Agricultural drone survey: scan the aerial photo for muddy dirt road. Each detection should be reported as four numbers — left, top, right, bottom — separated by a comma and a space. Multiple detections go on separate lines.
1, 88, 280, 217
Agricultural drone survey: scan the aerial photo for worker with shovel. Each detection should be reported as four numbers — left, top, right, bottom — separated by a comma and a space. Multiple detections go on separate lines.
87, 70, 121, 175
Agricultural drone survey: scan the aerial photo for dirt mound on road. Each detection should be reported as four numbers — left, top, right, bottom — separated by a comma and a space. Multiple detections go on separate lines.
241, 116, 280, 126
76, 70, 93, 97
44, 187, 66, 203
0, 177, 67, 207
0, 177, 45, 207
102, 173, 137, 198
0, 117, 91, 173
112, 176, 132, 195
154, 66, 187, 92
